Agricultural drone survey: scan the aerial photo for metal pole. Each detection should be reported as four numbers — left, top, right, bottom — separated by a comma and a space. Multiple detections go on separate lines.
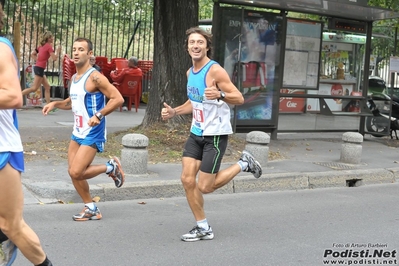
359, 21, 373, 135
394, 27, 398, 56
123, 21, 141, 59
232, 8, 244, 133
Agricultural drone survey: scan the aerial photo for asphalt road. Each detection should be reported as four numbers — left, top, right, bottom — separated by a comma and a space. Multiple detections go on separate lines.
14, 183, 399, 266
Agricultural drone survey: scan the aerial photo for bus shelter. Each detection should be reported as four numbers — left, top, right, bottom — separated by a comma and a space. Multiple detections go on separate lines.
211, 0, 399, 139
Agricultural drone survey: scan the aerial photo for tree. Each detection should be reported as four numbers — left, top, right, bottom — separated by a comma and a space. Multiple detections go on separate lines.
141, 0, 198, 127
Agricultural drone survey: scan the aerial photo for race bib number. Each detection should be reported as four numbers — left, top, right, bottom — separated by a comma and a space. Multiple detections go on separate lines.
193, 107, 204, 123
74, 114, 83, 128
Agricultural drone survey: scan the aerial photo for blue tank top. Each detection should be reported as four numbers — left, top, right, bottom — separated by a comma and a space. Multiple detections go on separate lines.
187, 60, 233, 136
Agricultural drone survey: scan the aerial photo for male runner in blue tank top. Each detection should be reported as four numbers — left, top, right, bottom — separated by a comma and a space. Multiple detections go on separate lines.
162, 27, 263, 242
42, 37, 125, 221
0, 4, 53, 265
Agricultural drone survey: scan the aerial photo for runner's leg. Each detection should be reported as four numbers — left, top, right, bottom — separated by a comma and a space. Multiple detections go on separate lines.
0, 163, 47, 264
67, 140, 107, 203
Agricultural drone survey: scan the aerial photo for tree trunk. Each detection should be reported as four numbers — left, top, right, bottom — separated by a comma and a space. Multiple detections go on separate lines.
141, 0, 198, 128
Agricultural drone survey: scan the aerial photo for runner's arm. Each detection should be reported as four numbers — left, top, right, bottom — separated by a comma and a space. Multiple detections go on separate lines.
0, 43, 23, 109
31, 49, 38, 61
92, 71, 124, 116
173, 100, 193, 116
50, 45, 62, 61
206, 64, 244, 105
42, 98, 71, 115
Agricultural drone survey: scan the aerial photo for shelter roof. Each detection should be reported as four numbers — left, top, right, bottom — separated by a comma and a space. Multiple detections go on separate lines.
217, 0, 399, 21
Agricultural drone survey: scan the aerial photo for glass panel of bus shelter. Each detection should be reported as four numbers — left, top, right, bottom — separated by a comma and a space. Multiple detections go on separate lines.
278, 111, 360, 131
217, 7, 283, 129
278, 30, 367, 132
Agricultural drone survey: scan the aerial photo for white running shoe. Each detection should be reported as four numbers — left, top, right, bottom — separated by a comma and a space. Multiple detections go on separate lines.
181, 226, 214, 242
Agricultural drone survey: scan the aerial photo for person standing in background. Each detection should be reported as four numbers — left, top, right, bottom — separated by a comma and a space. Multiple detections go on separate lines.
90, 55, 102, 72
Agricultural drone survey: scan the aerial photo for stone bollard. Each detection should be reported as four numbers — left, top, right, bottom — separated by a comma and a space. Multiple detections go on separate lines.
340, 132, 363, 164
244, 131, 270, 167
121, 133, 149, 175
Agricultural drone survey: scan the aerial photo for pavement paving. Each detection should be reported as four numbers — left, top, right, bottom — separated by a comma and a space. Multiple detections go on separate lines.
16, 105, 399, 205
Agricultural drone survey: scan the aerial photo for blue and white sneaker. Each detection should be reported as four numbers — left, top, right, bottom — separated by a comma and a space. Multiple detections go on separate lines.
181, 226, 214, 242
240, 150, 262, 178
0, 239, 17, 266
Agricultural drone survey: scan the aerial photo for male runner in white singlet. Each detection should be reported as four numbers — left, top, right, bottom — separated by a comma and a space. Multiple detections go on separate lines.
0, 4, 53, 265
43, 37, 125, 221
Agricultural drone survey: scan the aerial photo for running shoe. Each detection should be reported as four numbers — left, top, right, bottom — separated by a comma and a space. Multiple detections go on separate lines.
181, 226, 214, 242
0, 239, 17, 266
240, 150, 262, 178
72, 206, 102, 221
107, 156, 125, 188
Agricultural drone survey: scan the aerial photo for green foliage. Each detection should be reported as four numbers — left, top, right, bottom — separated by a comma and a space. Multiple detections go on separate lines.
368, 0, 399, 11
199, 0, 213, 19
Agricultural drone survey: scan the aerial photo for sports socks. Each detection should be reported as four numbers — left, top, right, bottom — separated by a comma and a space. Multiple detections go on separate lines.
35, 256, 53, 266
85, 202, 96, 211
197, 219, 209, 230
0, 229, 8, 242
237, 160, 248, 171
105, 163, 113, 174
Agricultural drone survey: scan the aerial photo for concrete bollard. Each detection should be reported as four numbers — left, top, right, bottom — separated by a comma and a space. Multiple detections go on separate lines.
340, 132, 363, 164
121, 133, 149, 175
244, 131, 270, 167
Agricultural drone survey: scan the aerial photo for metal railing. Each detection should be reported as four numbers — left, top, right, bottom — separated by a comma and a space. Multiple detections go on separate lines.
3, 0, 154, 86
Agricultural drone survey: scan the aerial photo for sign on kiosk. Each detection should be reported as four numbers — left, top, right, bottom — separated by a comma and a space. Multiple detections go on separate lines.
279, 89, 305, 113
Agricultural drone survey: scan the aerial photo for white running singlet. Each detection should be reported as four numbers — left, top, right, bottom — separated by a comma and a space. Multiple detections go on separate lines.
69, 68, 106, 143
0, 37, 23, 152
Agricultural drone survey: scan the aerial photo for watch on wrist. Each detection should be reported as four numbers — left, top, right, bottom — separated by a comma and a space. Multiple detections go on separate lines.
219, 91, 226, 100
95, 112, 104, 121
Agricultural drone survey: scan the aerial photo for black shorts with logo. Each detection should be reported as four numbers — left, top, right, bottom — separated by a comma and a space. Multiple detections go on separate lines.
182, 133, 228, 174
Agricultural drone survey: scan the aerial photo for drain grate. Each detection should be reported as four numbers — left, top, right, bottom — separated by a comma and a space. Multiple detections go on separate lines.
313, 162, 357, 170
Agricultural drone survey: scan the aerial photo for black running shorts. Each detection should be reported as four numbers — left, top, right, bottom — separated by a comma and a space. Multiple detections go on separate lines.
182, 133, 228, 174
33, 66, 45, 77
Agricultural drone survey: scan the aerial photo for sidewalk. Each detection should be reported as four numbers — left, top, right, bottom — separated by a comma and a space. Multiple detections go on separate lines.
17, 107, 399, 205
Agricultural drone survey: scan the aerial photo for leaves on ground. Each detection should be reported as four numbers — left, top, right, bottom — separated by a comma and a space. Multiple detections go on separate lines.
22, 123, 285, 163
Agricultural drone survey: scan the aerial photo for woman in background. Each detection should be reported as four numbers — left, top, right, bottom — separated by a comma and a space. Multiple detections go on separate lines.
22, 31, 61, 104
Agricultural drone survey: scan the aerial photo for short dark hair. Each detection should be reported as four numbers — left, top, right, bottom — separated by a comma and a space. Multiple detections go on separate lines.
0, 4, 5, 32
74, 37, 93, 52
184, 27, 213, 58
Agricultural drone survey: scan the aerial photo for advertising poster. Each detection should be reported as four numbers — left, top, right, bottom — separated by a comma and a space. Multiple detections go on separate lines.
219, 8, 282, 125
279, 89, 306, 113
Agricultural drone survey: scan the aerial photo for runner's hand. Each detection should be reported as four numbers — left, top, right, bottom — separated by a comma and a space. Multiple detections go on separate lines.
161, 102, 175, 120
204, 79, 219, 100
42, 103, 55, 115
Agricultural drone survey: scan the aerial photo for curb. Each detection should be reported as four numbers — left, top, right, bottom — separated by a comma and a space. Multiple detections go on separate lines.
22, 168, 398, 204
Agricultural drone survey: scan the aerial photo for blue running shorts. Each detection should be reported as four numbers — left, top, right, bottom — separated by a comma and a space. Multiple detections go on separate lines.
71, 135, 104, 153
0, 152, 24, 172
